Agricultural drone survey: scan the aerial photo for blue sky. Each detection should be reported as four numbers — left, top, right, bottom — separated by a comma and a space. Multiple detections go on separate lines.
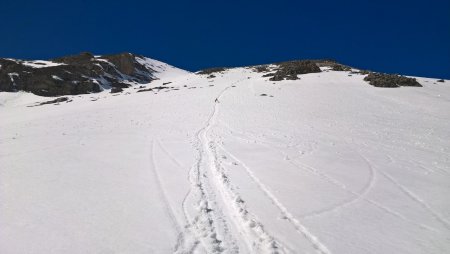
1, 0, 449, 78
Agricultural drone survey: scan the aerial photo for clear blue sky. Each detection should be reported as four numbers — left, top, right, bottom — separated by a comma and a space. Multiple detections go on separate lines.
1, 0, 449, 78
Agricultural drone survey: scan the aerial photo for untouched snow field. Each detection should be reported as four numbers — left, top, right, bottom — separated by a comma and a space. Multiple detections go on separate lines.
1, 64, 449, 253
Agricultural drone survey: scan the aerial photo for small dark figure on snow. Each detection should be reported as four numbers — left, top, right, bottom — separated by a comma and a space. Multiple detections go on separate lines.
215, 98, 219, 103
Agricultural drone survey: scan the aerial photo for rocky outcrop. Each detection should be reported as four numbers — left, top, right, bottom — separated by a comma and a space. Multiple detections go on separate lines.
102, 53, 136, 75
249, 59, 425, 88
250, 60, 322, 81
268, 60, 322, 81
0, 52, 159, 96
1, 53, 429, 95
363, 73, 422, 88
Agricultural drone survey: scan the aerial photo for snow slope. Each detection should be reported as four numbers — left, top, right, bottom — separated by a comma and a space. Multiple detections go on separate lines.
1, 64, 449, 254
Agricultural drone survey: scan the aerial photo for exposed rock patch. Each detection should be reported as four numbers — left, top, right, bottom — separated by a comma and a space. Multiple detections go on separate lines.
197, 67, 227, 75
27, 96, 72, 107
137, 86, 170, 93
0, 52, 159, 96
364, 73, 422, 88
110, 87, 124, 93
260, 60, 322, 81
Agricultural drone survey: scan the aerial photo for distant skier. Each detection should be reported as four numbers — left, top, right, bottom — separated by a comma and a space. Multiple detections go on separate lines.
215, 98, 219, 103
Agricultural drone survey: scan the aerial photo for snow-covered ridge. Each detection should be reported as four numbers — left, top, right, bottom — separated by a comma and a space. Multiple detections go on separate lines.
135, 56, 190, 79
2, 53, 447, 98
3, 58, 67, 68
1, 65, 449, 253
0, 52, 190, 96
21, 60, 67, 68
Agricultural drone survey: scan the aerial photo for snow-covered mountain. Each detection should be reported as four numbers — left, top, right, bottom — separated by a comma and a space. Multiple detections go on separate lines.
1, 55, 449, 254
0, 52, 189, 96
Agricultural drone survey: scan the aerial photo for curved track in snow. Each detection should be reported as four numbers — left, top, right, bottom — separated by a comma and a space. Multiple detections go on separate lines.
148, 140, 186, 252
217, 143, 332, 254
183, 79, 298, 253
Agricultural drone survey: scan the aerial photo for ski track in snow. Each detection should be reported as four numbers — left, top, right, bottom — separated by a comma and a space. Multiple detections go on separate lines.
304, 157, 438, 232
187, 78, 296, 254
154, 139, 203, 253
217, 143, 332, 254
364, 155, 450, 231
221, 131, 441, 233
356, 153, 446, 233
148, 140, 186, 252
216, 128, 372, 221
380, 170, 450, 230
183, 137, 232, 253
156, 139, 185, 168
181, 83, 244, 254
204, 86, 285, 254
2, 68, 450, 254
289, 157, 377, 220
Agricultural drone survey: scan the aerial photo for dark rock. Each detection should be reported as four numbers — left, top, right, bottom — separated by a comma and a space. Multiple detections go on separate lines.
355, 70, 371, 75
309, 59, 351, 72
268, 60, 321, 81
137, 88, 153, 92
53, 52, 94, 65
0, 52, 158, 96
437, 79, 445, 83
109, 81, 130, 89
197, 67, 227, 75
34, 96, 70, 106
110, 87, 123, 93
137, 86, 168, 93
253, 65, 270, 73
103, 53, 136, 75
331, 64, 352, 71
364, 73, 422, 88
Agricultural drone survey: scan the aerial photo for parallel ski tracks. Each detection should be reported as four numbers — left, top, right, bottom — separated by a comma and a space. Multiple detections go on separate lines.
182, 79, 294, 253
217, 130, 443, 233
217, 143, 332, 254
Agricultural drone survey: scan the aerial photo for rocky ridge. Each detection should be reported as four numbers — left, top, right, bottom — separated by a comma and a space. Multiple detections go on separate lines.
0, 52, 163, 96
1, 53, 444, 97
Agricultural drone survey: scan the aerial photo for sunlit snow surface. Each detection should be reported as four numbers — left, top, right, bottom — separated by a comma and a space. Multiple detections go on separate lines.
1, 66, 449, 254
21, 60, 66, 68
